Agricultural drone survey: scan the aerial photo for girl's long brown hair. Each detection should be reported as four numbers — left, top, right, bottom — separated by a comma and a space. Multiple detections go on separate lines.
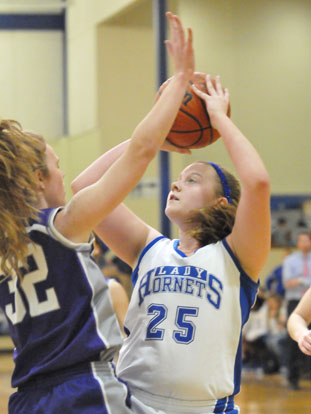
188, 162, 241, 246
0, 119, 47, 279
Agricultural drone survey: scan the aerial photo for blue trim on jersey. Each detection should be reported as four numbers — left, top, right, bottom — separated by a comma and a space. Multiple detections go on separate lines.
131, 236, 165, 286
173, 240, 187, 257
222, 238, 259, 397
233, 274, 258, 396
232, 334, 243, 396
123, 326, 130, 337
110, 360, 132, 408
214, 395, 235, 412
221, 238, 259, 291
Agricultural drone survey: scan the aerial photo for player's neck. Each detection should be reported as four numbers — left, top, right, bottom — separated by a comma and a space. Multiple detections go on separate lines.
177, 231, 200, 256
36, 193, 49, 209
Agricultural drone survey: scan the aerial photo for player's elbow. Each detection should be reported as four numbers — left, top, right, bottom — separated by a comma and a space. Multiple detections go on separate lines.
253, 172, 270, 195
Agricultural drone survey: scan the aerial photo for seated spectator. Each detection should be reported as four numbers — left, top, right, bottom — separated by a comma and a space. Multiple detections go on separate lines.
266, 293, 287, 370
100, 251, 133, 299
243, 289, 280, 374
265, 248, 291, 297
272, 217, 292, 247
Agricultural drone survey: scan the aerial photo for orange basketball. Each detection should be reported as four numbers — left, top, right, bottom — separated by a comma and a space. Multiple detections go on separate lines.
155, 72, 230, 149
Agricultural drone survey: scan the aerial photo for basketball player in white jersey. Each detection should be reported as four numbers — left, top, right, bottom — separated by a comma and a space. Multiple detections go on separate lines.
72, 42, 271, 414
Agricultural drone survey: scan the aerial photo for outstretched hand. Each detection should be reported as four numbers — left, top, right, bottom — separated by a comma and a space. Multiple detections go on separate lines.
165, 12, 194, 81
192, 74, 229, 125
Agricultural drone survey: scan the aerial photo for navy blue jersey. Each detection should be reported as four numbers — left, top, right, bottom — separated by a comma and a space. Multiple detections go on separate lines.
0, 208, 123, 388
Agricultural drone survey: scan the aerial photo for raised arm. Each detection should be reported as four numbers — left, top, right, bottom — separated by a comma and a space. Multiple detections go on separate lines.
63, 13, 194, 266
287, 287, 311, 356
192, 75, 271, 281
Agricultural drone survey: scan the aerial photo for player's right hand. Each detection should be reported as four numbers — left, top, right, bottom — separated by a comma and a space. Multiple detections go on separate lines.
298, 329, 311, 355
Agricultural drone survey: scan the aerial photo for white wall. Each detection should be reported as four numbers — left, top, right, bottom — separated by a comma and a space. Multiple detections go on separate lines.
0, 30, 64, 139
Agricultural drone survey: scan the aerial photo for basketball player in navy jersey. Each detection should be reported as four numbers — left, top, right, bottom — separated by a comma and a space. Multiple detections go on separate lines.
72, 75, 271, 412
0, 12, 194, 414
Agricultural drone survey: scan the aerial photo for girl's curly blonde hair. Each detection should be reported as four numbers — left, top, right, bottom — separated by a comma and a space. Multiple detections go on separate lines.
0, 119, 47, 279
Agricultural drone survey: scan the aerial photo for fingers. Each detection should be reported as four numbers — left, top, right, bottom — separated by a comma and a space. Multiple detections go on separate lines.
205, 74, 227, 97
164, 40, 173, 58
165, 11, 195, 78
300, 342, 311, 355
192, 75, 229, 104
192, 75, 217, 99
204, 74, 215, 95
187, 27, 193, 47
191, 83, 206, 100
224, 87, 230, 102
166, 12, 185, 46
214, 75, 223, 95
166, 12, 193, 55
299, 331, 311, 355
185, 27, 194, 64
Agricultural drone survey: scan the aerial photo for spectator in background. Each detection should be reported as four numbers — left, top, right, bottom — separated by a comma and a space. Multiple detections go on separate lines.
92, 234, 109, 269
265, 248, 291, 298
272, 217, 292, 247
242, 288, 280, 374
291, 218, 309, 247
102, 253, 133, 299
266, 293, 287, 372
282, 231, 311, 389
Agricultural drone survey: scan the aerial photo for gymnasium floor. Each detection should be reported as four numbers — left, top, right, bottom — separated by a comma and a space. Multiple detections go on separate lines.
0, 351, 310, 413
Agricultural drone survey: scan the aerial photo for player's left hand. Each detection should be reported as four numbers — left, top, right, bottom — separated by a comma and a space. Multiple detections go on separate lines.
165, 12, 194, 82
192, 74, 229, 124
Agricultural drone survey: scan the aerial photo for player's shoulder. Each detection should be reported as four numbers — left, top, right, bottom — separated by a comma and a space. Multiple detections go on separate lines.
145, 235, 171, 251
27, 208, 59, 234
30, 207, 61, 227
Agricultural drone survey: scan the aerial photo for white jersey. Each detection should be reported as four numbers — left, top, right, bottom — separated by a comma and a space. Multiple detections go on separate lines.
117, 237, 258, 413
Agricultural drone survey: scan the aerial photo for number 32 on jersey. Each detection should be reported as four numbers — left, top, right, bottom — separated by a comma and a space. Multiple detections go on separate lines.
5, 244, 60, 325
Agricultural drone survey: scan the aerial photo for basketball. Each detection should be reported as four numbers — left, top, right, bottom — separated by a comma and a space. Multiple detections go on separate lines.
155, 72, 230, 149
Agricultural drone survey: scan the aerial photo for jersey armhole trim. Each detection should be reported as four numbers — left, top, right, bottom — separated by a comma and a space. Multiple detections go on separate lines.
222, 238, 259, 289
131, 236, 165, 286
47, 208, 94, 252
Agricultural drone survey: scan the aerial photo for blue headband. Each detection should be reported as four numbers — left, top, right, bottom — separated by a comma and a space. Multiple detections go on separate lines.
208, 162, 232, 204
